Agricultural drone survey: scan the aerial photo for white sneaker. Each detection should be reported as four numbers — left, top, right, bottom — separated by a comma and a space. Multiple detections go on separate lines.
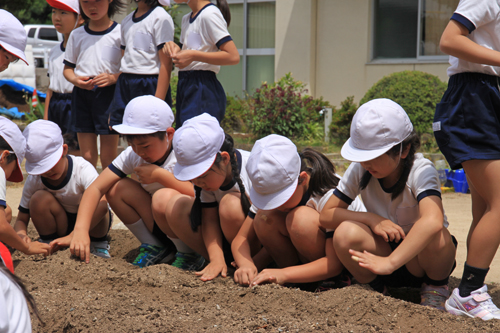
445, 285, 500, 320
90, 240, 111, 259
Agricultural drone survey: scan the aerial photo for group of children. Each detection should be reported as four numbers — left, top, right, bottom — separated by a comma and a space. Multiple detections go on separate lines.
1, 0, 500, 329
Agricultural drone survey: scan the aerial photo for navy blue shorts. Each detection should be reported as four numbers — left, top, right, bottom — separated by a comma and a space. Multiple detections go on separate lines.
107, 73, 173, 128
434, 72, 500, 170
48, 92, 73, 135
71, 85, 116, 135
176, 70, 226, 128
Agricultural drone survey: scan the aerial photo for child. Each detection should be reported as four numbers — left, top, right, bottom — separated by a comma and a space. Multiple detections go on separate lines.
63, 0, 126, 169
44, 0, 84, 150
434, 0, 500, 320
13, 120, 111, 258
161, 113, 257, 280
233, 134, 364, 288
321, 99, 456, 311
0, 10, 28, 72
0, 117, 50, 256
107, 0, 175, 129
163, 0, 239, 127
68, 95, 193, 266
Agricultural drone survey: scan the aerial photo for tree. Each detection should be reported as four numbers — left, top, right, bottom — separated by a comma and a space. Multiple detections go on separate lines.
3, 0, 52, 25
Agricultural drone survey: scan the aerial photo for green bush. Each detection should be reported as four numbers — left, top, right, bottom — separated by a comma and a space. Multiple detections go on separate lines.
359, 70, 447, 151
329, 96, 357, 146
221, 95, 249, 134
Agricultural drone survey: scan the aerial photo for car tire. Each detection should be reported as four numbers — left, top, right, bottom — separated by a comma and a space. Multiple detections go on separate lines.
34, 58, 44, 68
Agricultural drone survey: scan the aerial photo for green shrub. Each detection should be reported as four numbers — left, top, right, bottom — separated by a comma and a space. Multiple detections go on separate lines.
221, 95, 249, 134
359, 70, 447, 151
329, 96, 357, 146
170, 75, 178, 120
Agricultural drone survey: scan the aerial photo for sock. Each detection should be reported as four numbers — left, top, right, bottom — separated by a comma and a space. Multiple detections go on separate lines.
423, 275, 449, 287
126, 219, 163, 247
169, 237, 194, 254
368, 276, 386, 293
458, 262, 489, 297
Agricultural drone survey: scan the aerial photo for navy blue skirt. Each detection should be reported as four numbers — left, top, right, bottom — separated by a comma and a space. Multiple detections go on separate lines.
48, 92, 72, 135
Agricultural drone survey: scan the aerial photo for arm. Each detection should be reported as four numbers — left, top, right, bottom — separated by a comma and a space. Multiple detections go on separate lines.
171, 40, 239, 69
350, 196, 444, 275
440, 20, 500, 67
133, 164, 194, 196
232, 215, 260, 286
155, 48, 172, 100
43, 88, 52, 120
63, 65, 94, 90
92, 72, 121, 88
195, 207, 227, 281
13, 211, 31, 244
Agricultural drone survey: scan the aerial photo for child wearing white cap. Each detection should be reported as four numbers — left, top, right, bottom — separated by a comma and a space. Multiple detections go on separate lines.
44, 0, 84, 145
233, 134, 364, 288
13, 120, 111, 258
69, 95, 193, 266
321, 98, 457, 311
0, 117, 50, 256
0, 10, 28, 72
162, 113, 259, 279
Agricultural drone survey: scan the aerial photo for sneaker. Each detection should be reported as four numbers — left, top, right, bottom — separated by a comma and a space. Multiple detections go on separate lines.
171, 252, 206, 271
132, 244, 170, 268
445, 285, 500, 320
420, 284, 449, 311
90, 240, 111, 259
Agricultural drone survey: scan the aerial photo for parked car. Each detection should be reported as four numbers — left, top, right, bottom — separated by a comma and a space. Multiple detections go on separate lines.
24, 25, 63, 68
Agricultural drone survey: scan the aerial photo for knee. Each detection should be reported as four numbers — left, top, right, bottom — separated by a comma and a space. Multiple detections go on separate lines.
105, 179, 126, 202
152, 188, 178, 215
253, 211, 280, 241
285, 208, 314, 239
29, 190, 55, 212
333, 222, 363, 251
219, 193, 243, 222
165, 195, 192, 226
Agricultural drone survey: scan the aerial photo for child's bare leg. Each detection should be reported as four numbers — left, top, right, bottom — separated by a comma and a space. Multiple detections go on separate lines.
99, 134, 119, 171
253, 209, 298, 268
77, 133, 98, 168
29, 191, 67, 238
5, 204, 11, 223
466, 174, 487, 250
286, 206, 325, 263
88, 199, 110, 239
219, 193, 246, 243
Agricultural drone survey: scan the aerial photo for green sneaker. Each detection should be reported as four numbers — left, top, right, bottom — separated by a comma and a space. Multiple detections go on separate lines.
90, 240, 111, 259
132, 243, 171, 268
171, 252, 206, 271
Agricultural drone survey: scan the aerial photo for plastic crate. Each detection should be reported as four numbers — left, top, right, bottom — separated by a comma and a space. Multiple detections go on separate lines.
449, 169, 469, 193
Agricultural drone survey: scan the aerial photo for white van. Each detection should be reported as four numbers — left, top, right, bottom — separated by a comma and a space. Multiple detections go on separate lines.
24, 25, 63, 68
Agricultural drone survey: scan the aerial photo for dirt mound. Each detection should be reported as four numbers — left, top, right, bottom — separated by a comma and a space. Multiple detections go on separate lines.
12, 227, 500, 332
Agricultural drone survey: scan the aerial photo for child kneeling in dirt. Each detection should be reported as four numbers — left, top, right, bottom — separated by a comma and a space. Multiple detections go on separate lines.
65, 95, 194, 266
320, 99, 457, 311
14, 120, 111, 258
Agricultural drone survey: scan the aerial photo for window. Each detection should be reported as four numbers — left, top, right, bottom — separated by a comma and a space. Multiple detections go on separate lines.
373, 0, 459, 61
38, 28, 59, 41
28, 28, 36, 38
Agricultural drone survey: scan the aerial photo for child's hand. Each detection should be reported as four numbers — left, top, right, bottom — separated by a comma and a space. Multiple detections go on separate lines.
24, 241, 50, 256
370, 217, 405, 243
49, 235, 72, 254
162, 41, 180, 57
349, 249, 396, 275
251, 269, 285, 286
171, 50, 194, 69
195, 259, 227, 281
74, 76, 95, 90
234, 264, 258, 286
134, 164, 160, 184
93, 73, 117, 87
70, 232, 91, 263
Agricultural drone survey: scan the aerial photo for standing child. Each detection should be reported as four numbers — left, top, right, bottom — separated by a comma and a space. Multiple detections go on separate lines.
63, 0, 126, 169
163, 0, 239, 127
434, 0, 500, 320
107, 0, 175, 128
68, 95, 193, 266
232, 134, 364, 288
321, 99, 456, 311
13, 120, 111, 258
0, 9, 29, 72
44, 0, 84, 147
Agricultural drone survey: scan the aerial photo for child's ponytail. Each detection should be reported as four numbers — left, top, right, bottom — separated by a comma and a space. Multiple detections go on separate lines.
299, 148, 340, 197
216, 0, 231, 27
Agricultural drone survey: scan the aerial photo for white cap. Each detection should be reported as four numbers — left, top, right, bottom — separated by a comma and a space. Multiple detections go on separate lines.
158, 0, 171, 6
173, 113, 225, 181
0, 117, 26, 182
46, 0, 80, 14
246, 134, 301, 210
0, 10, 28, 66
112, 95, 174, 134
341, 98, 413, 163
23, 120, 64, 175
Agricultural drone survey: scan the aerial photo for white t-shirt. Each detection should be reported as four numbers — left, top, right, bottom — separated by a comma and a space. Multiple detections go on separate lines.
334, 154, 448, 234
179, 3, 232, 74
120, 6, 174, 74
64, 22, 122, 77
19, 156, 98, 214
447, 0, 500, 76
0, 271, 31, 333
110, 146, 177, 195
0, 168, 6, 209
48, 42, 74, 94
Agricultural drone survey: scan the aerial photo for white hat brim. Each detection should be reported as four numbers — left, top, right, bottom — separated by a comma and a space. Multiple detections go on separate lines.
174, 154, 217, 182
25, 145, 63, 175
250, 177, 298, 211
340, 138, 393, 163
112, 124, 156, 135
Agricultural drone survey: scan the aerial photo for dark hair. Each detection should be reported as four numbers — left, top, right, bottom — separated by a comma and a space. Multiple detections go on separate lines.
216, 0, 231, 27
189, 133, 249, 231
359, 130, 420, 200
0, 262, 44, 326
299, 148, 340, 197
0, 46, 20, 63
80, 0, 127, 20
123, 131, 167, 143
63, 133, 79, 152
131, 0, 161, 7
0, 136, 17, 164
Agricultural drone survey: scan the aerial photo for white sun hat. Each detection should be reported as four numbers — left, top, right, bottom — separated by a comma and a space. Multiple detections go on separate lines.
246, 134, 301, 210
0, 117, 26, 182
23, 120, 64, 175
46, 0, 80, 14
341, 98, 413, 163
173, 113, 225, 181
0, 10, 28, 65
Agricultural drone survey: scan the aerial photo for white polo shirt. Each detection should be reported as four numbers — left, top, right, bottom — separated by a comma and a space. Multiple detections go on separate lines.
0, 168, 6, 209
0, 271, 31, 333
48, 42, 74, 94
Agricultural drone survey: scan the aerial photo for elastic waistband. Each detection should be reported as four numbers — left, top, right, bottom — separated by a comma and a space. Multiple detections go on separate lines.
51, 92, 72, 100
120, 73, 158, 79
179, 70, 216, 79
449, 72, 499, 86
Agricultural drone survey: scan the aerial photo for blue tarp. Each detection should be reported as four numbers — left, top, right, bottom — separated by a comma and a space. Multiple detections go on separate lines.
0, 79, 46, 99
0, 106, 25, 119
